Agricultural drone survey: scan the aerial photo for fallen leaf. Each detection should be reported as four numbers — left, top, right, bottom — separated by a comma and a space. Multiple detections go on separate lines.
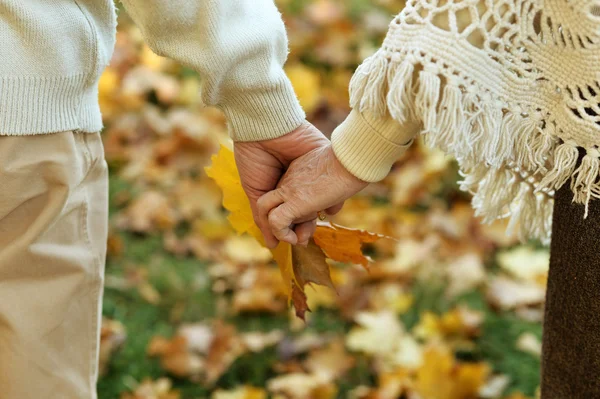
497, 246, 549, 283
211, 386, 267, 399
303, 340, 355, 380
314, 221, 381, 268
415, 345, 490, 399
479, 374, 511, 398
241, 330, 285, 353
121, 378, 180, 399
487, 276, 546, 310
205, 321, 246, 384
99, 318, 127, 376
516, 333, 542, 357
445, 253, 486, 298
267, 373, 337, 399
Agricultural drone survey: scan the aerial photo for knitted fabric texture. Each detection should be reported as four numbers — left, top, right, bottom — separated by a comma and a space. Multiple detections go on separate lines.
349, 0, 600, 243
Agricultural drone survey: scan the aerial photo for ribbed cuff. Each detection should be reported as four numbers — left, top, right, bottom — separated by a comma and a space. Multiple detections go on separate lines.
221, 73, 306, 142
331, 110, 419, 182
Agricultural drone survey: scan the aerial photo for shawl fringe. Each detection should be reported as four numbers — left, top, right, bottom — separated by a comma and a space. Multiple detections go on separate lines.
350, 50, 600, 243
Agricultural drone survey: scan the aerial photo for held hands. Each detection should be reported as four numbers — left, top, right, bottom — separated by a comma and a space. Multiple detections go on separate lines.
234, 121, 330, 248
256, 144, 368, 248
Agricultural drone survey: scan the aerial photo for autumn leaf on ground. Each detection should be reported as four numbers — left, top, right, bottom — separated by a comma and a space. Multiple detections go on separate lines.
99, 318, 127, 376
415, 345, 490, 399
121, 378, 180, 399
206, 145, 386, 319
211, 386, 267, 399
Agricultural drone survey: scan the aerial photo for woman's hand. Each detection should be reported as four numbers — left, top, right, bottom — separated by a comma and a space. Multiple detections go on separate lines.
234, 121, 330, 248
257, 144, 368, 247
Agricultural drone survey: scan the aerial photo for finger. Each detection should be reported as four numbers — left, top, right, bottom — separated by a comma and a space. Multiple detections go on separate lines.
250, 203, 279, 250
326, 202, 344, 216
293, 212, 320, 224
295, 219, 317, 247
256, 190, 286, 248
268, 203, 299, 245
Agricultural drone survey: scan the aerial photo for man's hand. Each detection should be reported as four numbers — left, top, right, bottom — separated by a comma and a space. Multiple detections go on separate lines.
256, 144, 368, 247
234, 121, 330, 248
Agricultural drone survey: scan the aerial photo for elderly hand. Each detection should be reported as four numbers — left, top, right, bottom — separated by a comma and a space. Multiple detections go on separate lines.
257, 144, 368, 247
234, 121, 330, 248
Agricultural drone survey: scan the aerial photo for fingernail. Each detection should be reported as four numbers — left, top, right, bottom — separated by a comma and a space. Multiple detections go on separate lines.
299, 240, 308, 247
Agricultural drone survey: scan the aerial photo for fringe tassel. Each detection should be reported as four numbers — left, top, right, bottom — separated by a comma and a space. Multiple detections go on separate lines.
506, 182, 538, 241
415, 69, 441, 133
481, 104, 504, 167
536, 142, 579, 192
530, 125, 556, 174
571, 152, 600, 218
386, 61, 415, 123
434, 83, 464, 153
472, 167, 514, 222
348, 55, 374, 109
496, 112, 520, 165
513, 117, 540, 171
461, 93, 485, 158
358, 55, 389, 116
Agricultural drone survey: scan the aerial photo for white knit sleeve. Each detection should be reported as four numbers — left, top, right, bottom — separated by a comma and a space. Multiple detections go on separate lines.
119, 0, 305, 141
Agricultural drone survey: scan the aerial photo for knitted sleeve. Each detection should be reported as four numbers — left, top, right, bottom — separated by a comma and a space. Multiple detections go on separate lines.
119, 0, 305, 141
332, 0, 600, 243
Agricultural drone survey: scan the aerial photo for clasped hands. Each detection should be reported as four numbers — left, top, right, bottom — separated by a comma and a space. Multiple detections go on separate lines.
234, 121, 367, 249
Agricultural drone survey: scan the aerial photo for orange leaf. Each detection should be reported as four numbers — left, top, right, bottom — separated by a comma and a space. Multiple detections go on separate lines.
289, 240, 336, 320
314, 221, 382, 269
291, 281, 310, 321
292, 240, 335, 290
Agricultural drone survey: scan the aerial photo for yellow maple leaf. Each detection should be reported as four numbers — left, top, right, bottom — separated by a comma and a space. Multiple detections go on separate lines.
206, 145, 383, 319
415, 345, 490, 399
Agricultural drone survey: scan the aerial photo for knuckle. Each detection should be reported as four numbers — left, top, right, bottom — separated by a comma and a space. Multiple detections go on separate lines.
278, 185, 295, 200
256, 196, 267, 213
268, 211, 285, 229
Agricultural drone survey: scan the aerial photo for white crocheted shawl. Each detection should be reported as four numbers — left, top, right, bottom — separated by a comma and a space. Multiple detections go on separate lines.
350, 0, 600, 243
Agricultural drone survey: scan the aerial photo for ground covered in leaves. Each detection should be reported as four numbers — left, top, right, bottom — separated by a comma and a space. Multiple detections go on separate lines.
98, 1, 547, 398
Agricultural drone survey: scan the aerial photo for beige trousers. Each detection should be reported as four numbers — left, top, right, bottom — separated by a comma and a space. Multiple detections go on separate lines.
0, 131, 108, 399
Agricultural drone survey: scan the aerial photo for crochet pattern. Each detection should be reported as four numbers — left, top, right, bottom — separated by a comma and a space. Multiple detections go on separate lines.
350, 0, 600, 243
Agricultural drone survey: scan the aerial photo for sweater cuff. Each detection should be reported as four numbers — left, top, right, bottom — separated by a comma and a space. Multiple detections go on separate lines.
331, 110, 420, 182
221, 73, 306, 142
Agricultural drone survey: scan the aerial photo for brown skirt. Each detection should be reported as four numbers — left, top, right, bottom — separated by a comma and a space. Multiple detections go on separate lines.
541, 173, 600, 397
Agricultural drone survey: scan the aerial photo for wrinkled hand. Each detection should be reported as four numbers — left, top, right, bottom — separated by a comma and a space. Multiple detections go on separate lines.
257, 144, 368, 247
234, 121, 329, 248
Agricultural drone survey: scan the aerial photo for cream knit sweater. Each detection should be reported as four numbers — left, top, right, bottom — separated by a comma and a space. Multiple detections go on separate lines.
332, 0, 600, 243
0, 0, 305, 140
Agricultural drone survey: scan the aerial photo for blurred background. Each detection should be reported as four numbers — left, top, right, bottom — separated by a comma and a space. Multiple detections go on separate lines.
98, 1, 546, 398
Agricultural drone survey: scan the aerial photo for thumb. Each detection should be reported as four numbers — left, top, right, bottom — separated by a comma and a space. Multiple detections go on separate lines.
268, 201, 300, 246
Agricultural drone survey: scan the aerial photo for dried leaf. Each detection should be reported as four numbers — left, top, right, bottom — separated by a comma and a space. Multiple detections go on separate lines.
99, 318, 127, 376
211, 386, 267, 399
121, 378, 181, 399
415, 345, 490, 399
267, 373, 337, 399
516, 333, 542, 357
292, 240, 335, 290
314, 221, 381, 268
